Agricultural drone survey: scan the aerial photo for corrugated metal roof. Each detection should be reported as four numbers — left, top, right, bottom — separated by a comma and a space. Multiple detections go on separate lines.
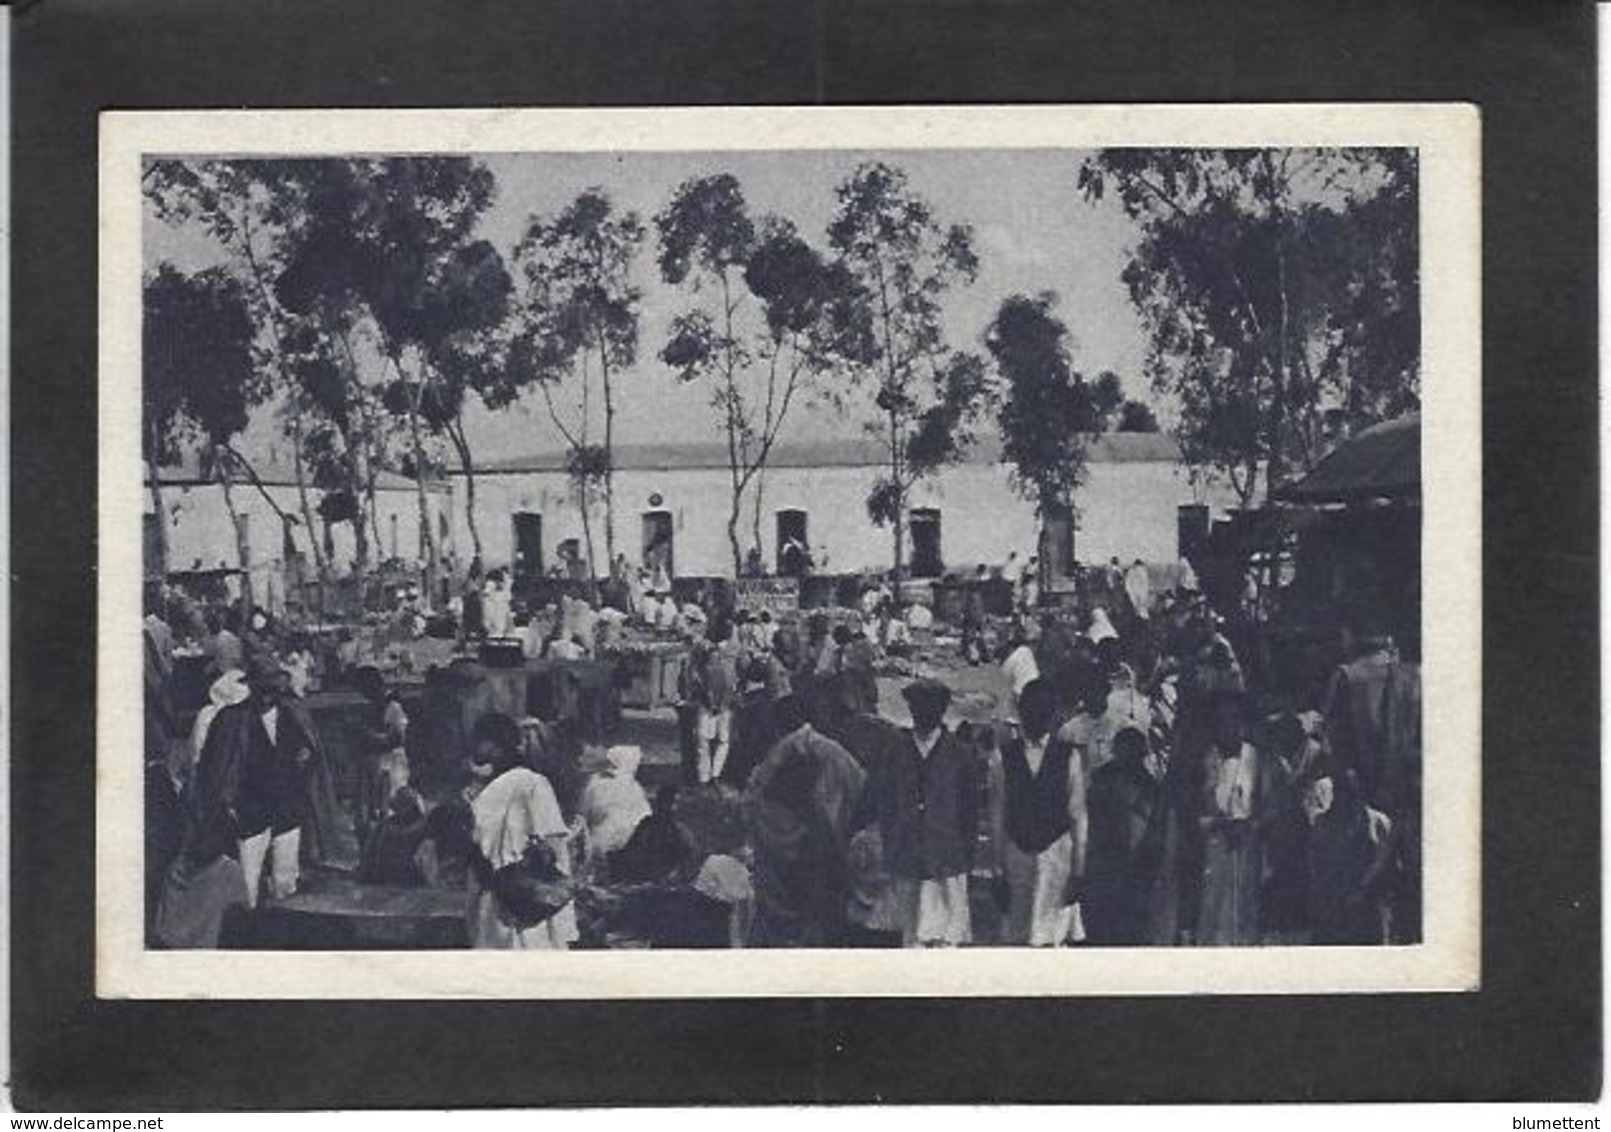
1276, 413, 1420, 503
473, 431, 1183, 475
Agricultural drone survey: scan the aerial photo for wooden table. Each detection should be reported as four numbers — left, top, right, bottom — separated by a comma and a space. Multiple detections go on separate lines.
236, 875, 471, 949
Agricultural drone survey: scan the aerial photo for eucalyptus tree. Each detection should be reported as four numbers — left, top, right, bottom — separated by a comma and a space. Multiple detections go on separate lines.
826, 161, 987, 580
986, 292, 1124, 550
143, 263, 269, 610
512, 188, 646, 573
144, 158, 331, 580
1077, 148, 1419, 503
656, 173, 874, 574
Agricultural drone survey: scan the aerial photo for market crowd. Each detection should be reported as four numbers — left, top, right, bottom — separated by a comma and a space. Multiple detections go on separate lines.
142, 552, 1421, 951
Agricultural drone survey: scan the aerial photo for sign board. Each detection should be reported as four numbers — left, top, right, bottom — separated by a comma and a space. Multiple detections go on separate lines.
734, 576, 801, 614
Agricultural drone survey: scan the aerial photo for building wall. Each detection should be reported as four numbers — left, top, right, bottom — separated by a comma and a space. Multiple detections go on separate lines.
144, 481, 452, 605
452, 459, 1241, 578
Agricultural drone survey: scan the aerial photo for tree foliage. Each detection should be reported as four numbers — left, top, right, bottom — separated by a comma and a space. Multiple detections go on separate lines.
1117, 400, 1161, 432
986, 292, 1123, 521
143, 262, 271, 588
144, 263, 265, 455
144, 158, 334, 578
512, 187, 646, 576
827, 161, 986, 576
1078, 148, 1419, 505
655, 174, 871, 572
290, 157, 505, 579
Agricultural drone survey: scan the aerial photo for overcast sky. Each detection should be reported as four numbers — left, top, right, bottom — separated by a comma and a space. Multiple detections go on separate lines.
145, 148, 1154, 464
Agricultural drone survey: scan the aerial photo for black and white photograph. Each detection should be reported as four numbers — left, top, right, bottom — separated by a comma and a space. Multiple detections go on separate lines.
97, 105, 1480, 997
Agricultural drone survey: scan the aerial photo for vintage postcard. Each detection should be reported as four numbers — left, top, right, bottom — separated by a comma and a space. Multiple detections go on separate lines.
98, 103, 1480, 997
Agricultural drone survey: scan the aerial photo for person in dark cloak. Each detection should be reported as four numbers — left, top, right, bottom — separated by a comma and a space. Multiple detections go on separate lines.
1083, 726, 1176, 946
746, 695, 865, 947
280, 664, 359, 873
1256, 712, 1323, 944
144, 724, 190, 946
359, 786, 435, 888
749, 743, 848, 947
461, 555, 486, 642
153, 653, 293, 946
1305, 766, 1395, 946
610, 783, 698, 885
722, 656, 780, 791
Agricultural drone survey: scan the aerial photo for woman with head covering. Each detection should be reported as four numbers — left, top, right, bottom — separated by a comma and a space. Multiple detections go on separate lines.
609, 783, 697, 885
577, 744, 653, 858
466, 713, 579, 950
1086, 606, 1119, 646
1086, 661, 1152, 777
482, 569, 513, 638
191, 669, 250, 761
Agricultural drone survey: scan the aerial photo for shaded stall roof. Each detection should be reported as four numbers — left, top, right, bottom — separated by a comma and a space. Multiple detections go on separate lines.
1276, 414, 1421, 504
473, 431, 1184, 475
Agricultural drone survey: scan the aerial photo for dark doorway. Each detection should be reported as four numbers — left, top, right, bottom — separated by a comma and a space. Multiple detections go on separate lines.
642, 510, 674, 580
776, 509, 809, 577
512, 512, 544, 582
910, 508, 943, 578
557, 538, 586, 581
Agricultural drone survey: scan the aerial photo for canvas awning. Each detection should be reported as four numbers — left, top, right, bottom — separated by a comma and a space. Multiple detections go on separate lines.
1275, 413, 1420, 504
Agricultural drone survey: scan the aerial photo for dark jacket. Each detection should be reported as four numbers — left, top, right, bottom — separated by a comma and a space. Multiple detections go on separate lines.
1000, 736, 1076, 855
871, 729, 979, 881
189, 700, 282, 852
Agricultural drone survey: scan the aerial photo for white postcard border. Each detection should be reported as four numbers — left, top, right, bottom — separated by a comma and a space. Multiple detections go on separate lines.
97, 103, 1481, 998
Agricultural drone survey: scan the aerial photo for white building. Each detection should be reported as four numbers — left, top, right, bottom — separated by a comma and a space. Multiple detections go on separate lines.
144, 455, 452, 608
450, 433, 1242, 582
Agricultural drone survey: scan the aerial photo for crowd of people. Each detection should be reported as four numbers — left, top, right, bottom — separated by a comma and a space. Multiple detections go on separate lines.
141, 545, 1421, 952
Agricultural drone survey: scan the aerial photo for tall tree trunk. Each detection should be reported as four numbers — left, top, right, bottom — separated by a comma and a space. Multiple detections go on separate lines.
369, 479, 386, 563
356, 374, 387, 564
720, 270, 744, 579
350, 484, 370, 583
751, 468, 767, 566
889, 406, 905, 582
348, 445, 370, 585
236, 204, 327, 585
600, 348, 617, 566
401, 357, 440, 610
577, 477, 600, 599
335, 327, 371, 585
892, 502, 906, 582
145, 441, 170, 581
726, 500, 744, 581
284, 403, 329, 583
447, 416, 483, 563
724, 416, 743, 577
215, 444, 253, 621
1267, 230, 1289, 501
